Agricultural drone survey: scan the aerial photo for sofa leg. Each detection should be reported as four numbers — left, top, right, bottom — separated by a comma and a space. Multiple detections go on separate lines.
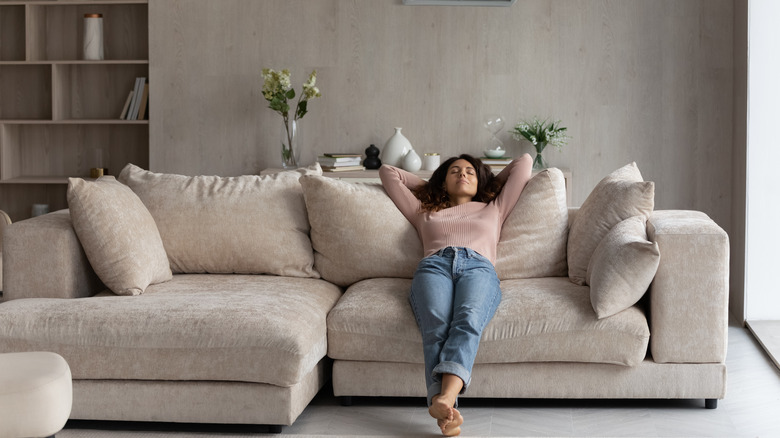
267, 425, 282, 433
705, 398, 718, 409
340, 396, 353, 406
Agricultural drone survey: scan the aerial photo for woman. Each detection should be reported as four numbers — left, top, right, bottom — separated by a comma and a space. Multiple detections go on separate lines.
379, 153, 533, 436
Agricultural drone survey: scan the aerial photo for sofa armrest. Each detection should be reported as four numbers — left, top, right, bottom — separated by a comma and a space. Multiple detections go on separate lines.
646, 210, 729, 363
3, 209, 103, 300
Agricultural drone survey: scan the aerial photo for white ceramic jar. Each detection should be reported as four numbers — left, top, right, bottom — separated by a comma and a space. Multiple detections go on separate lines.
402, 149, 422, 172
380, 127, 412, 167
83, 13, 104, 60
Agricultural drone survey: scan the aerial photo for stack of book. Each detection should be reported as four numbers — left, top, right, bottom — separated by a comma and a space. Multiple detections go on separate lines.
119, 77, 149, 120
481, 157, 512, 171
318, 153, 365, 172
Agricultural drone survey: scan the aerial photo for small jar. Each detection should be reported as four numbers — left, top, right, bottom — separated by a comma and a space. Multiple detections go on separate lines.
423, 153, 441, 171
83, 13, 104, 60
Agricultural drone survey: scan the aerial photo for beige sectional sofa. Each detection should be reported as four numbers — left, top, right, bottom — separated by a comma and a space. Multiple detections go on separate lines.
0, 162, 729, 431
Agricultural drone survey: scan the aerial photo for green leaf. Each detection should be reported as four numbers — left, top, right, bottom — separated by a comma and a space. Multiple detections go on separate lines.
286, 88, 296, 100
296, 100, 308, 120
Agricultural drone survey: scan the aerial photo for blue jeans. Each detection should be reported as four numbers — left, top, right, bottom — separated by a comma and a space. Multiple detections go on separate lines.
409, 246, 502, 407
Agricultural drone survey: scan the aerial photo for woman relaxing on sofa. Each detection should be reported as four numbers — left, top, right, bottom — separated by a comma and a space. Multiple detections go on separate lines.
379, 153, 533, 436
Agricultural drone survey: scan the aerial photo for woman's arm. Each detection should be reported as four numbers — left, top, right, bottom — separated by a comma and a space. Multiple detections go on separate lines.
379, 164, 424, 223
493, 153, 533, 222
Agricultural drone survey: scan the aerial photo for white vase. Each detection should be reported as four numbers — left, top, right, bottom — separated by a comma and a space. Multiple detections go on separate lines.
83, 14, 104, 60
381, 127, 412, 167
402, 149, 422, 172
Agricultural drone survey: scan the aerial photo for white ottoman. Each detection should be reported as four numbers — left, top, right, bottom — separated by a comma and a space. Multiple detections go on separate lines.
0, 352, 72, 438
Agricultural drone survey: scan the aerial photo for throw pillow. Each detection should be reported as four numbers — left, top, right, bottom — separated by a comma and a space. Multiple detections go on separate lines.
586, 216, 660, 319
68, 176, 172, 296
567, 162, 654, 285
300, 175, 423, 287
118, 163, 321, 277
495, 168, 569, 279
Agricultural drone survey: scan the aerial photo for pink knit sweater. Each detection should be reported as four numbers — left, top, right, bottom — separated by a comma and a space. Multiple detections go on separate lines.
379, 157, 532, 265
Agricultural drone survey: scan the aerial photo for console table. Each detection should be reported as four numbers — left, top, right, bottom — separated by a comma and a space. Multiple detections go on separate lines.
262, 167, 572, 206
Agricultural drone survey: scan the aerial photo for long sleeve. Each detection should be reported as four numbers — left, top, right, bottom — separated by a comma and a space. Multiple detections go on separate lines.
493, 154, 533, 223
379, 165, 424, 224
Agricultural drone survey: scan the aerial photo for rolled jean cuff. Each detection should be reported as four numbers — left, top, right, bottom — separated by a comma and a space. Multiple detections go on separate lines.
426, 382, 461, 409
433, 361, 471, 390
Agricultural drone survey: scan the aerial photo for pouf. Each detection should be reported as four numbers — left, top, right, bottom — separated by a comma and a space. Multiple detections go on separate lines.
0, 352, 72, 438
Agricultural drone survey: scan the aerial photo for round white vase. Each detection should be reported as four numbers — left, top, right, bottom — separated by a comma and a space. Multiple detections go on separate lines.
402, 149, 422, 172
381, 127, 412, 167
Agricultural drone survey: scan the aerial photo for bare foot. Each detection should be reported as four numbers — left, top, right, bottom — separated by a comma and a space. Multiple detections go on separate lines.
442, 408, 463, 436
429, 394, 455, 430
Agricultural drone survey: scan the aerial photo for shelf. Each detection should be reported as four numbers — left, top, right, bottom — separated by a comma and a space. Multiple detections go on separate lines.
0, 124, 148, 183
0, 176, 72, 185
0, 60, 148, 65
0, 119, 148, 124
0, 0, 149, 219
26, 3, 149, 61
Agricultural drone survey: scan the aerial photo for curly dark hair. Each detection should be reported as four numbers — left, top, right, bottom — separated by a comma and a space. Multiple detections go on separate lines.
413, 154, 503, 213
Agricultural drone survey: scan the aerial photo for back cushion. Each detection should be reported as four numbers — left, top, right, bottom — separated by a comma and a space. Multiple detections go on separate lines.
301, 168, 569, 287
300, 176, 422, 287
118, 164, 320, 277
495, 168, 569, 279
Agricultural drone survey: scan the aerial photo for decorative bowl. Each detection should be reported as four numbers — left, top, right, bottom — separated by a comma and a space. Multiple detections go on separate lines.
483, 149, 506, 158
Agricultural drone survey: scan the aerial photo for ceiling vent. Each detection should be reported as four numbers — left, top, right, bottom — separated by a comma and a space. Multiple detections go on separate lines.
403, 0, 516, 6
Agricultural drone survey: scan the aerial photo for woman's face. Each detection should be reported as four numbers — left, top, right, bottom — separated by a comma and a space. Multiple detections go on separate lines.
444, 159, 479, 201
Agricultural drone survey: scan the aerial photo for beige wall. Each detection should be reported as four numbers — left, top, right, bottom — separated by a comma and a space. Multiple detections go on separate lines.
149, 0, 738, 310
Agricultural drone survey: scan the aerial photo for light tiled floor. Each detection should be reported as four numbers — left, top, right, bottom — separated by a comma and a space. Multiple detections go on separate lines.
61, 324, 780, 437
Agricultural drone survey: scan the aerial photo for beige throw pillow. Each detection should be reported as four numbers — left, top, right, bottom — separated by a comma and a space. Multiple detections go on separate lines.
586, 216, 660, 319
68, 176, 172, 296
118, 163, 320, 277
567, 162, 654, 285
300, 175, 422, 287
495, 168, 569, 279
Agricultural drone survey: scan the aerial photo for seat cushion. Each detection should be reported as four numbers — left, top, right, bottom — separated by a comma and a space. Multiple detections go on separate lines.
0, 275, 343, 387
327, 277, 649, 366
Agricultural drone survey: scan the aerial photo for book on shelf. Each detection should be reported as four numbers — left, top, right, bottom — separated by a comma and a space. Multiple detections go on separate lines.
480, 157, 512, 165
321, 165, 366, 172
323, 153, 362, 158
119, 90, 134, 119
126, 77, 147, 120
137, 83, 150, 120
318, 155, 362, 167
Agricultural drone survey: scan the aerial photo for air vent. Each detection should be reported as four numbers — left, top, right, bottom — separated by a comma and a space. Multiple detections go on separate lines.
403, 0, 516, 6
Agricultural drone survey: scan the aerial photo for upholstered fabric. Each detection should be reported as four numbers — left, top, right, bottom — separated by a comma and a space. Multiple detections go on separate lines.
67, 176, 172, 296
327, 277, 649, 366
0, 352, 72, 438
0, 274, 342, 387
587, 216, 660, 319
332, 360, 727, 400
2, 210, 104, 301
495, 168, 569, 279
300, 176, 423, 286
646, 210, 730, 364
118, 164, 321, 277
0, 209, 11, 293
567, 162, 654, 285
302, 170, 569, 286
71, 360, 329, 426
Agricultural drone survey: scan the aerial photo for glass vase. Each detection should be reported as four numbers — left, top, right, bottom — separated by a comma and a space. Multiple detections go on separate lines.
533, 142, 548, 170
281, 119, 299, 169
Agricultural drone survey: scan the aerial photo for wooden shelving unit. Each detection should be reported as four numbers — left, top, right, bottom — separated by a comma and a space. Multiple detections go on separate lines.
0, 0, 148, 221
